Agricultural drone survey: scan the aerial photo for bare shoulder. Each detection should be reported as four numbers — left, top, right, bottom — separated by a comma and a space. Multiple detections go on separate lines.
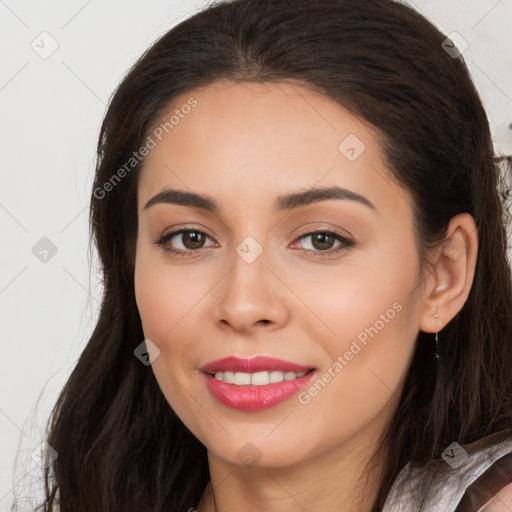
479, 482, 512, 511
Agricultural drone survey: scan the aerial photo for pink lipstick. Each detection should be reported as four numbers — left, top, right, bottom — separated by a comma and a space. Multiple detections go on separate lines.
200, 356, 317, 410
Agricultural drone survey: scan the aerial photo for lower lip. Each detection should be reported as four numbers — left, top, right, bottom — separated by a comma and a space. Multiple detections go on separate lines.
202, 370, 317, 410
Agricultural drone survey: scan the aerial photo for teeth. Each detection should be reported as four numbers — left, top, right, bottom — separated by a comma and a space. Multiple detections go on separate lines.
213, 370, 307, 385
269, 371, 284, 383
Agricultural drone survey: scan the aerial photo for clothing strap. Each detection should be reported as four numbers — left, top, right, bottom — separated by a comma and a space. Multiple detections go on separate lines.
454, 452, 512, 511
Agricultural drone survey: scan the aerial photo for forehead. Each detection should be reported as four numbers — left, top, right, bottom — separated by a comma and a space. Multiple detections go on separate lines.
137, 80, 409, 219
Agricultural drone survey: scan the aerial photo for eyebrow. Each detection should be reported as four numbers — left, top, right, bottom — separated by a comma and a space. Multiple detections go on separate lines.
143, 185, 377, 213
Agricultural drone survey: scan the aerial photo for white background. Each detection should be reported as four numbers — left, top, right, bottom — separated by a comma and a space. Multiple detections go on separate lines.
1, 0, 511, 509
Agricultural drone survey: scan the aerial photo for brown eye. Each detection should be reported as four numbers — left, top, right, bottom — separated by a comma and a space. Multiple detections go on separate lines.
309, 232, 336, 250
180, 231, 207, 249
153, 229, 216, 255
293, 229, 355, 258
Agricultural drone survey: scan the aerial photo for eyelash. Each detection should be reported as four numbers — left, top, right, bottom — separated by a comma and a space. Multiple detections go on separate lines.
152, 227, 355, 258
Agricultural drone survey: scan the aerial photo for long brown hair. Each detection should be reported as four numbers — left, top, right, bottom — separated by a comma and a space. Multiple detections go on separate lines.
35, 0, 512, 509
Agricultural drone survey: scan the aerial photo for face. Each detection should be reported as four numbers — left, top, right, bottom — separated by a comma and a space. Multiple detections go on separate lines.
134, 80, 425, 469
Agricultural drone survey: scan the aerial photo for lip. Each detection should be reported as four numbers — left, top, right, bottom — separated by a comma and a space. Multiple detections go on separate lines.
202, 369, 317, 410
199, 356, 314, 374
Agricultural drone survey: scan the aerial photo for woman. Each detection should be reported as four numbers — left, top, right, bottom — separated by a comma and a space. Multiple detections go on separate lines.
37, 0, 512, 510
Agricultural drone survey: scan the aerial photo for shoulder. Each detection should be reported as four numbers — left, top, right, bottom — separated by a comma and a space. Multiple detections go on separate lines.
457, 449, 512, 511
383, 435, 512, 512
478, 481, 512, 511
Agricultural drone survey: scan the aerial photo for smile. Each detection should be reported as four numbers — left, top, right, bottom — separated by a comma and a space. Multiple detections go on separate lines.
211, 370, 308, 385
202, 369, 317, 410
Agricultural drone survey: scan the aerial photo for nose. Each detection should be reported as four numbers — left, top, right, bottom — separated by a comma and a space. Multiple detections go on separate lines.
212, 244, 290, 334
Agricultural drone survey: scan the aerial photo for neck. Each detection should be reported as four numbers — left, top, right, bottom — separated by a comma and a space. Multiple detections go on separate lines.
197, 421, 387, 512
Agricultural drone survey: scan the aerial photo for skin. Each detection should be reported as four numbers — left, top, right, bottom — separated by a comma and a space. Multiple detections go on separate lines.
133, 80, 478, 511
481, 483, 512, 511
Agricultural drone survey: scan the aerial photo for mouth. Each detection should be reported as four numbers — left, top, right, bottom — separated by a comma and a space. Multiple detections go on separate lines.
199, 356, 318, 410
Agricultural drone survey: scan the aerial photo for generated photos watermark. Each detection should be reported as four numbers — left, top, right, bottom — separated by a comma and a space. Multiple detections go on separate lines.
298, 301, 403, 404
93, 97, 198, 200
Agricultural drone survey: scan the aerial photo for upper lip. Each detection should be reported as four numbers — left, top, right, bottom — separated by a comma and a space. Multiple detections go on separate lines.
200, 356, 315, 374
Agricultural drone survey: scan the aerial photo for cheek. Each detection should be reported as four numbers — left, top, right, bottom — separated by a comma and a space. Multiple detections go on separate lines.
293, 236, 418, 371
134, 251, 201, 418
292, 238, 418, 352
298, 272, 416, 389
134, 242, 196, 341
291, 291, 417, 456
133, 247, 215, 379
133, 244, 192, 365
134, 264, 174, 339
295, 246, 420, 428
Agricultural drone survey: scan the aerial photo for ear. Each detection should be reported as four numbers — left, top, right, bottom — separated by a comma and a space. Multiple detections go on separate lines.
418, 213, 479, 334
